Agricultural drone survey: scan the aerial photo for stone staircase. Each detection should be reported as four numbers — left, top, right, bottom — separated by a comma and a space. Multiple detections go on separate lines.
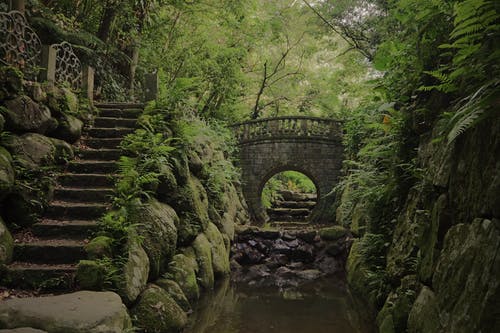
2, 103, 142, 290
267, 190, 317, 225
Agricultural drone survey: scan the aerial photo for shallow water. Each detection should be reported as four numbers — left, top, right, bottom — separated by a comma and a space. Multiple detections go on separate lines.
184, 278, 376, 333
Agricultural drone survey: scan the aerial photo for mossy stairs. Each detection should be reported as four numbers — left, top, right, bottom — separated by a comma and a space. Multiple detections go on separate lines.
1, 103, 142, 291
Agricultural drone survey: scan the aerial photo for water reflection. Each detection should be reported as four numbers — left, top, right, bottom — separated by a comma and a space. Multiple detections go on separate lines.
184, 278, 375, 333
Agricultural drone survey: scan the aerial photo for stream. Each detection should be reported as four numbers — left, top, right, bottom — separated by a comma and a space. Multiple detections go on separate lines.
184, 277, 376, 333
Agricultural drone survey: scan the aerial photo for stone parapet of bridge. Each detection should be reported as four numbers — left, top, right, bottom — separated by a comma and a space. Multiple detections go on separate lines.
232, 116, 344, 225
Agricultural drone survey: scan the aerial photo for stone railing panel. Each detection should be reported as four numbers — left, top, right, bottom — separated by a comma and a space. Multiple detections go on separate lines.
0, 10, 41, 77
52, 41, 82, 90
232, 116, 342, 144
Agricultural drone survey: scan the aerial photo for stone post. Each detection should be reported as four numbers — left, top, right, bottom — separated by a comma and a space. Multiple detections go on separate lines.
40, 44, 56, 86
12, 0, 25, 13
144, 72, 158, 102
82, 66, 95, 105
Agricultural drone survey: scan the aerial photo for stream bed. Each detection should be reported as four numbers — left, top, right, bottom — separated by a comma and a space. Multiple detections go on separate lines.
184, 277, 375, 333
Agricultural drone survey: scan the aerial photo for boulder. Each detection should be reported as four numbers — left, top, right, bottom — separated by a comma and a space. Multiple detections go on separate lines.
3, 191, 46, 227
164, 251, 200, 301
46, 86, 79, 117
0, 66, 23, 100
319, 226, 349, 241
0, 329, 47, 333
118, 237, 149, 305
155, 278, 191, 312
0, 147, 15, 200
192, 233, 214, 290
76, 260, 106, 290
130, 285, 187, 333
130, 199, 178, 280
205, 222, 230, 277
0, 291, 132, 332
164, 174, 209, 244
432, 218, 500, 333
346, 239, 373, 305
84, 236, 114, 260
50, 114, 83, 143
3, 96, 54, 134
4, 133, 55, 169
0, 216, 14, 265
407, 287, 441, 333
49, 137, 74, 163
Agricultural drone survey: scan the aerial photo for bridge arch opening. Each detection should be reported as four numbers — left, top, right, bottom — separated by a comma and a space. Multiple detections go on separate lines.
259, 168, 319, 224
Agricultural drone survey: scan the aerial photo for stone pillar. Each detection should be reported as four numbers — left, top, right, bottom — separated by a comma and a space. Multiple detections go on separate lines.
144, 72, 158, 102
82, 66, 95, 105
40, 44, 56, 86
12, 0, 25, 13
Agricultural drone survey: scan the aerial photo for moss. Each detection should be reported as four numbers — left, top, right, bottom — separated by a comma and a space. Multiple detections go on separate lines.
85, 236, 114, 260
204, 222, 230, 278
346, 239, 374, 305
319, 226, 349, 241
0, 147, 15, 201
155, 278, 191, 312
131, 284, 187, 333
192, 233, 214, 290
0, 217, 14, 265
0, 66, 23, 100
130, 199, 178, 280
164, 252, 199, 301
407, 287, 441, 333
76, 260, 106, 290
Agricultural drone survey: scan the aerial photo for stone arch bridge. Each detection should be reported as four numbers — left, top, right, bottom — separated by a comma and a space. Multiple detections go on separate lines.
232, 116, 344, 225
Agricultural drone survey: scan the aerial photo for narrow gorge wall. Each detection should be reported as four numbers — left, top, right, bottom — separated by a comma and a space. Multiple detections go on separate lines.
346, 117, 500, 333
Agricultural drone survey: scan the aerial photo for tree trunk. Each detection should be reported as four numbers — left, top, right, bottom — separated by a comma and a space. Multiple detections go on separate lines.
129, 45, 140, 98
97, 1, 117, 42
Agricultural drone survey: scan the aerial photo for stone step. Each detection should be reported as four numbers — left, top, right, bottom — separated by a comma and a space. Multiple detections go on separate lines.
32, 220, 98, 239
274, 200, 316, 209
97, 108, 143, 119
268, 208, 311, 216
95, 102, 144, 109
13, 240, 86, 264
53, 187, 114, 202
45, 202, 108, 220
94, 117, 138, 128
76, 148, 122, 161
85, 138, 123, 149
67, 160, 116, 174
1, 262, 76, 290
87, 127, 135, 138
57, 173, 115, 188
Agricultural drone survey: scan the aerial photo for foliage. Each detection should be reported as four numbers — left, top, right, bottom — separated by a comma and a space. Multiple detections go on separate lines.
261, 171, 316, 208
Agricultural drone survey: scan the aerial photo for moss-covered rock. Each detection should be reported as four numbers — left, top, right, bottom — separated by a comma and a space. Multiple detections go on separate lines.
0, 217, 14, 265
76, 260, 106, 290
319, 226, 349, 241
407, 286, 441, 333
0, 114, 4, 132
85, 236, 114, 260
0, 66, 23, 100
164, 252, 199, 301
50, 114, 83, 143
155, 278, 191, 312
4, 133, 57, 169
3, 96, 54, 134
346, 239, 373, 304
377, 275, 420, 333
0, 147, 15, 201
205, 222, 230, 278
46, 86, 79, 117
130, 199, 178, 280
118, 236, 149, 305
432, 218, 500, 333
2, 191, 46, 227
130, 284, 187, 333
49, 137, 74, 163
166, 174, 210, 245
192, 233, 214, 290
